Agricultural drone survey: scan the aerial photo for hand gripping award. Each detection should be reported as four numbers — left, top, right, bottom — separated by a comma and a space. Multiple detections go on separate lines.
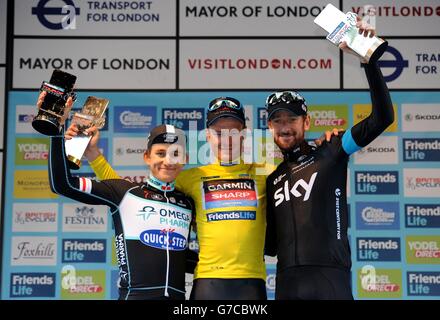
32, 69, 77, 136
314, 3, 388, 63
65, 96, 109, 169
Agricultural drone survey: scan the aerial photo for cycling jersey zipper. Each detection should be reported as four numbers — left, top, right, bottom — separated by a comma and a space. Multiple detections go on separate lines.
163, 189, 170, 298
289, 163, 299, 265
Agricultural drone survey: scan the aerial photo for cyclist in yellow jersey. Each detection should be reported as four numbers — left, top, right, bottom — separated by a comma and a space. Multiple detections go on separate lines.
71, 97, 332, 299
70, 97, 274, 299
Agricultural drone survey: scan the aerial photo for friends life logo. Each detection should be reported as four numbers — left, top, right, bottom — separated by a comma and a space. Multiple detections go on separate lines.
62, 239, 106, 263
355, 171, 399, 195
162, 108, 205, 131
405, 204, 440, 228
403, 138, 440, 162
407, 272, 440, 297
32, 0, 80, 30
356, 238, 401, 262
10, 273, 56, 298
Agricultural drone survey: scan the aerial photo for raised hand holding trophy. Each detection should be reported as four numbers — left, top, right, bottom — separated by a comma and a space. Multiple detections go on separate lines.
65, 96, 109, 169
314, 4, 388, 63
32, 69, 77, 136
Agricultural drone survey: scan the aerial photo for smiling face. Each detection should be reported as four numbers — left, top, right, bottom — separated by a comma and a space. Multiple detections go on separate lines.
206, 117, 245, 163
143, 143, 185, 183
268, 110, 310, 151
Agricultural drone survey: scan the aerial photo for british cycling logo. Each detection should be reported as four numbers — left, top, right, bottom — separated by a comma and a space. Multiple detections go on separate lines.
10, 273, 56, 298
405, 204, 440, 228
357, 238, 401, 261
377, 46, 409, 82
32, 0, 80, 30
407, 272, 440, 296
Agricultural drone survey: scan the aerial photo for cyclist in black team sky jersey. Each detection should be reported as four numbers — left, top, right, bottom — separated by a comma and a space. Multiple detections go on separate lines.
264, 21, 394, 300
42, 89, 196, 300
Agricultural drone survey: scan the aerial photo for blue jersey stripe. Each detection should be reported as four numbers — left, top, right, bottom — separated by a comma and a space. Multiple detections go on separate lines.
342, 129, 361, 155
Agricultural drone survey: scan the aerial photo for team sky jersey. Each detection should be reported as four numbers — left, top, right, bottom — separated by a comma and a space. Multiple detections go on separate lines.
265, 62, 394, 272
91, 158, 274, 280
49, 135, 195, 299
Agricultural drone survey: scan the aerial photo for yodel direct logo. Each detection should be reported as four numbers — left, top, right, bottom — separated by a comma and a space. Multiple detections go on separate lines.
355, 171, 399, 195
62, 239, 106, 263
357, 238, 401, 261
406, 236, 440, 264
403, 138, 440, 161
10, 273, 56, 298
407, 272, 440, 296
357, 269, 402, 298
405, 204, 440, 228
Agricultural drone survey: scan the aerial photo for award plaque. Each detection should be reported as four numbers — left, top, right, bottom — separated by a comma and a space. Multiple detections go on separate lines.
65, 96, 109, 169
314, 3, 388, 63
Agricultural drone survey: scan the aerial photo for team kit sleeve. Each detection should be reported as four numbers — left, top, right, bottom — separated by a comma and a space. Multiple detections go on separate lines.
341, 62, 394, 156
49, 134, 124, 208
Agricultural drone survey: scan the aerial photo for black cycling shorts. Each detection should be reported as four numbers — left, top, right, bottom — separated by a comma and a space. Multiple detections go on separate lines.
275, 266, 353, 300
190, 278, 267, 300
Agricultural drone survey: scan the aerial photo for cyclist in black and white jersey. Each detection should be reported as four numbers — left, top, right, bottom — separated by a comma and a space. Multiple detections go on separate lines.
43, 93, 196, 300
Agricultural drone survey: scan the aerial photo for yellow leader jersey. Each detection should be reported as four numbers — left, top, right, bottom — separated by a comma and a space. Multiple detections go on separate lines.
90, 155, 274, 280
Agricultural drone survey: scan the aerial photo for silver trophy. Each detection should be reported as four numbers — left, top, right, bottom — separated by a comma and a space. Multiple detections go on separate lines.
65, 96, 109, 169
314, 3, 388, 63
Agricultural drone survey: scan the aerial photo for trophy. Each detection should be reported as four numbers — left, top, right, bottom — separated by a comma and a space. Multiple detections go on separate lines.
65, 96, 109, 170
32, 69, 77, 136
314, 3, 388, 63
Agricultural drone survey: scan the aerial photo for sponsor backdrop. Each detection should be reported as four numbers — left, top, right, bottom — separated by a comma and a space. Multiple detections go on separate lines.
1, 0, 439, 300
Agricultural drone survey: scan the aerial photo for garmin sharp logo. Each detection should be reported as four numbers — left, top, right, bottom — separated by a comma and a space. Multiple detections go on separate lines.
377, 46, 409, 82
32, 0, 80, 30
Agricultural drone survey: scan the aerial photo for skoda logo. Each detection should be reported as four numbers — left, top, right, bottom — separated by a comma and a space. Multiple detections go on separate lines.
32, 0, 80, 30
405, 114, 413, 122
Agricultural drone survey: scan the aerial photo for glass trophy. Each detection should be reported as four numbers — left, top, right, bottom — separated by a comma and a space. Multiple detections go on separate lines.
65, 96, 109, 169
314, 3, 388, 63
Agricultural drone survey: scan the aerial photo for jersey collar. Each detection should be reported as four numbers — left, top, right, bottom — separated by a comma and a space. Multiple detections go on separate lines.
283, 140, 313, 162
146, 174, 175, 192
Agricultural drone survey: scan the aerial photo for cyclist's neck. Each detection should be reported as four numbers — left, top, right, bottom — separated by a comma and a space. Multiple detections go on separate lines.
146, 174, 175, 192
